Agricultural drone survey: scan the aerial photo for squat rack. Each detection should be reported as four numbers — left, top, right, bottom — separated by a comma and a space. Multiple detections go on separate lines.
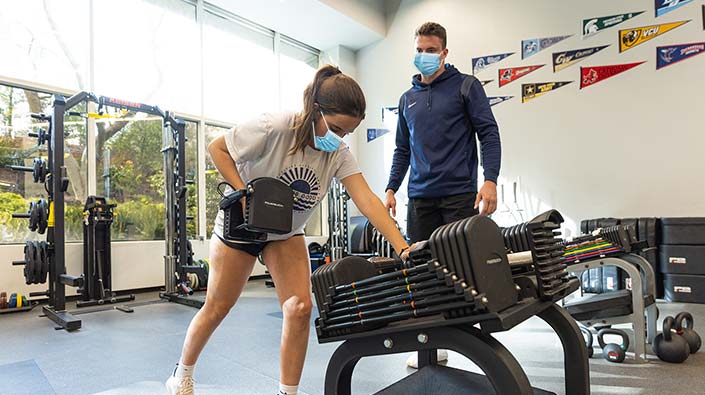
12, 91, 198, 330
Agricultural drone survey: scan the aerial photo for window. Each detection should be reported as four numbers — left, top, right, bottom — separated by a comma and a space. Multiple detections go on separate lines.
203, 8, 276, 123
0, 84, 87, 243
280, 38, 319, 112
0, 1, 89, 90
1, 2, 319, 243
93, 0, 200, 115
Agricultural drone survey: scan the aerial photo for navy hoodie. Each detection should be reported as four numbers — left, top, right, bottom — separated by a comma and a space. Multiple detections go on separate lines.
386, 64, 501, 199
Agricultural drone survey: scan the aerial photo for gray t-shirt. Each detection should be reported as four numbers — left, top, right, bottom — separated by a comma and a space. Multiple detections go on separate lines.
213, 112, 361, 241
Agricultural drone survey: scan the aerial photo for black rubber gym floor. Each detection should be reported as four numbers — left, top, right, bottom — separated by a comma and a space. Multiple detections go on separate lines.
1, 280, 704, 395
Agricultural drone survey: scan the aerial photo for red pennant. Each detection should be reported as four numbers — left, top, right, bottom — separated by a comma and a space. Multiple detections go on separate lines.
580, 62, 645, 89
498, 65, 545, 87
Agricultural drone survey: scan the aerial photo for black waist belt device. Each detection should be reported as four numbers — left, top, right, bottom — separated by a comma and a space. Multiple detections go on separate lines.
218, 177, 294, 242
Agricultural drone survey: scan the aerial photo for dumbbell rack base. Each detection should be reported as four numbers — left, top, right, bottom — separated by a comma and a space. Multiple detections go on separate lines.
375, 364, 554, 395
42, 305, 81, 331
320, 295, 589, 395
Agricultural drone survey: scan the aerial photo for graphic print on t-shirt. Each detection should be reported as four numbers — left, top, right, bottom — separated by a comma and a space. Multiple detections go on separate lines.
279, 164, 320, 211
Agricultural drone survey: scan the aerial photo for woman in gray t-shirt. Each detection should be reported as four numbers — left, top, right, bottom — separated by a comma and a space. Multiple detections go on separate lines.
167, 65, 417, 395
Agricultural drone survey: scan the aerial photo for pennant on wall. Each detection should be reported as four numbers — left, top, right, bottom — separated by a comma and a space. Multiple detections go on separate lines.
656, 0, 693, 17
582, 12, 644, 39
367, 128, 390, 143
657, 42, 705, 69
619, 21, 689, 52
488, 96, 514, 107
521, 82, 572, 103
498, 65, 544, 87
553, 45, 610, 72
522, 35, 572, 59
580, 62, 645, 89
480, 79, 494, 86
472, 53, 514, 74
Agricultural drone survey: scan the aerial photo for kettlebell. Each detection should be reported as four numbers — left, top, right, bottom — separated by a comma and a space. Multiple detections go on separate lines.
580, 327, 594, 358
653, 316, 690, 363
675, 312, 701, 354
597, 328, 629, 363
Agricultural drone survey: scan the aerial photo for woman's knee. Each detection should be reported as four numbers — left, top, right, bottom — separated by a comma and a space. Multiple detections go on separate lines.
282, 295, 313, 322
203, 299, 236, 321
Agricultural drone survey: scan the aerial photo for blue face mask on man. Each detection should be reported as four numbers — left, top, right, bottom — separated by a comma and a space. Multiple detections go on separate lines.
312, 110, 344, 152
414, 52, 441, 76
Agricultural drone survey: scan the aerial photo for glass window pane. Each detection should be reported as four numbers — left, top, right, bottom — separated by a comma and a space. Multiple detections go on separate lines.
93, 0, 200, 115
1, 85, 87, 244
94, 111, 197, 241
204, 124, 229, 237
0, 1, 89, 90
203, 11, 276, 122
280, 39, 318, 112
96, 112, 165, 241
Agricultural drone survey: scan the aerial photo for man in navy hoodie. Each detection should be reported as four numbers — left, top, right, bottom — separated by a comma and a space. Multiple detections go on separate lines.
385, 22, 502, 367
385, 22, 501, 244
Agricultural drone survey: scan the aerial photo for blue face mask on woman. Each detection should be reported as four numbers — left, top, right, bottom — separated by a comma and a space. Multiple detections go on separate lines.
312, 111, 344, 152
414, 52, 441, 76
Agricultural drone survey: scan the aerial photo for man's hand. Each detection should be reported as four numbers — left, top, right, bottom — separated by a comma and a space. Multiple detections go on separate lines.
384, 189, 397, 217
474, 181, 498, 216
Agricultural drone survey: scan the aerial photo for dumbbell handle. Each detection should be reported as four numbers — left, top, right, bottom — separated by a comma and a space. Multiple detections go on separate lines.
9, 165, 33, 172
12, 260, 27, 266
28, 131, 39, 137
12, 213, 31, 219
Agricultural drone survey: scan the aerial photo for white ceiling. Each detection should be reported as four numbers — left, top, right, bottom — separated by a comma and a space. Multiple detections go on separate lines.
207, 0, 388, 51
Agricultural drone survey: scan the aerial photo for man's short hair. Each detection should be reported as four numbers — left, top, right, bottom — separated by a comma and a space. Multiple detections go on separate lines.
415, 22, 447, 49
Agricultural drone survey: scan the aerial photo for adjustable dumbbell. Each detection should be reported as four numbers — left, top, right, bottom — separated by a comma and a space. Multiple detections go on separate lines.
597, 328, 629, 363
653, 316, 690, 363
675, 312, 701, 354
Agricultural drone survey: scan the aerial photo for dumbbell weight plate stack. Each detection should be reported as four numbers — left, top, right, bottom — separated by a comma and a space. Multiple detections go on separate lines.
0, 292, 7, 309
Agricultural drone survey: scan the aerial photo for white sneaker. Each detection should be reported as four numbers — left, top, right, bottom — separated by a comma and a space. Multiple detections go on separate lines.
406, 349, 449, 369
166, 375, 195, 395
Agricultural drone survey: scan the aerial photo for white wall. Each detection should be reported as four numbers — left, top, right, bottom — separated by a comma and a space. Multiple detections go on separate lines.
355, 0, 705, 233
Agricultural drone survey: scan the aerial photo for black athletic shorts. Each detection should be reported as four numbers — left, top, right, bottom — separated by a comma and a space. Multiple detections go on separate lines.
407, 192, 479, 243
215, 233, 304, 257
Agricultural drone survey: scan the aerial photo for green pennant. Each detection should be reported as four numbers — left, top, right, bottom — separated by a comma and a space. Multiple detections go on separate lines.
582, 11, 644, 39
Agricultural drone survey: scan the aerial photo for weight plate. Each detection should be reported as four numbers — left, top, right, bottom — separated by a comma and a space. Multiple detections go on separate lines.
37, 200, 48, 234
29, 201, 38, 232
23, 241, 33, 285
39, 241, 48, 284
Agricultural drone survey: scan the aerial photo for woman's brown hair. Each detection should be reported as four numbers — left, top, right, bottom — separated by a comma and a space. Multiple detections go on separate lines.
290, 64, 366, 155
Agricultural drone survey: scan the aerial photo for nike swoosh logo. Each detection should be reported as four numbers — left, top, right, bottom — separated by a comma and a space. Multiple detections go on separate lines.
408, 102, 417, 108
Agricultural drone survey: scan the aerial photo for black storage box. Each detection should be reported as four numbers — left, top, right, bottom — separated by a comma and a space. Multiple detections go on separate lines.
660, 245, 705, 275
661, 218, 705, 245
664, 274, 705, 303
